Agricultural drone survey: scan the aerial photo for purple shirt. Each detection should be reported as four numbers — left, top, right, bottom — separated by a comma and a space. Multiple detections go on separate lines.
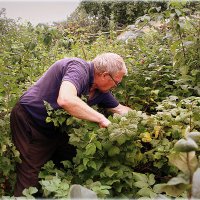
20, 58, 119, 133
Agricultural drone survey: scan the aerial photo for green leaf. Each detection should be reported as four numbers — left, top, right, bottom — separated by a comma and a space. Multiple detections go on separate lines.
40, 177, 61, 192
192, 168, 200, 198
171, 40, 181, 53
44, 101, 53, 111
102, 141, 112, 150
175, 9, 182, 16
116, 135, 127, 145
88, 161, 97, 169
167, 175, 188, 185
66, 117, 74, 125
77, 164, 86, 173
187, 132, 200, 142
86, 122, 98, 130
174, 138, 198, 152
168, 152, 198, 174
104, 167, 117, 178
95, 160, 103, 170
46, 117, 52, 123
100, 185, 111, 190
95, 141, 102, 150
85, 143, 96, 155
108, 146, 120, 157
69, 135, 80, 144
115, 184, 123, 193
148, 174, 156, 186
59, 182, 70, 191
83, 158, 89, 166
132, 172, 148, 182
109, 130, 127, 145
61, 160, 72, 169
107, 179, 120, 185
22, 187, 38, 197
137, 187, 156, 198
153, 183, 187, 197
134, 181, 149, 189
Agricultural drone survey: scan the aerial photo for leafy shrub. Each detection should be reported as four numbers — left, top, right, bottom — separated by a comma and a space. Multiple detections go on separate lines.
0, 2, 200, 197
42, 96, 199, 198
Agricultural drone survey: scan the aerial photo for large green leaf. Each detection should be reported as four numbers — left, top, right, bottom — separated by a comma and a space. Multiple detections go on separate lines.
85, 143, 96, 156
167, 175, 188, 185
187, 132, 200, 142
22, 187, 38, 197
174, 138, 198, 152
132, 172, 148, 182
168, 152, 198, 174
134, 181, 149, 188
153, 175, 189, 197
153, 183, 188, 197
108, 146, 120, 157
103, 167, 117, 178
109, 129, 128, 145
137, 187, 157, 198
148, 174, 156, 186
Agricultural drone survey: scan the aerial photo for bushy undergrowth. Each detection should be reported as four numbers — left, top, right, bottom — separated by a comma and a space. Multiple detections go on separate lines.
0, 1, 200, 198
38, 96, 200, 199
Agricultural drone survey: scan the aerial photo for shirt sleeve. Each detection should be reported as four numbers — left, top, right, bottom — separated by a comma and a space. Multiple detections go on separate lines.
62, 60, 88, 96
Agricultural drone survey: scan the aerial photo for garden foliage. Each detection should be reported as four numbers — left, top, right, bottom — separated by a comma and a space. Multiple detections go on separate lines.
0, 1, 200, 198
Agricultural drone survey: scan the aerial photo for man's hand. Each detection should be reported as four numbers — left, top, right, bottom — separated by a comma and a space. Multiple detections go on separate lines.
98, 116, 111, 128
108, 104, 132, 115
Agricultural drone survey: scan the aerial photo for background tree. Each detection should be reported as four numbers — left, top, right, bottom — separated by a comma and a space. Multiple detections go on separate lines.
73, 1, 168, 31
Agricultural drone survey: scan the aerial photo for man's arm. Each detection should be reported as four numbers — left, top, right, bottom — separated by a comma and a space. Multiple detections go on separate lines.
57, 81, 111, 128
108, 104, 132, 115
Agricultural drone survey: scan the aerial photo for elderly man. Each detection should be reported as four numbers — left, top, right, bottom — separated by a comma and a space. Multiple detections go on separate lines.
10, 52, 131, 196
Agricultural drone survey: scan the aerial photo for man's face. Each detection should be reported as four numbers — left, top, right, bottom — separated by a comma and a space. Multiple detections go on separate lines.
96, 70, 125, 93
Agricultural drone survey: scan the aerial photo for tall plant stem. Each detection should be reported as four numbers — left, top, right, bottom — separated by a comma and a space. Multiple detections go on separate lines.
187, 152, 193, 199
178, 28, 186, 59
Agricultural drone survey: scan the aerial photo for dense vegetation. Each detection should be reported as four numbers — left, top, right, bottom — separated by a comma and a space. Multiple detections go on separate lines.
0, 1, 200, 198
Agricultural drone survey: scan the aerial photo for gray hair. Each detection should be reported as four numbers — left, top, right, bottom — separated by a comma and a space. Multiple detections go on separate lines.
92, 53, 127, 76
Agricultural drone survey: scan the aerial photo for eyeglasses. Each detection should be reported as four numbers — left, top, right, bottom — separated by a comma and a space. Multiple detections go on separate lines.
108, 73, 120, 87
